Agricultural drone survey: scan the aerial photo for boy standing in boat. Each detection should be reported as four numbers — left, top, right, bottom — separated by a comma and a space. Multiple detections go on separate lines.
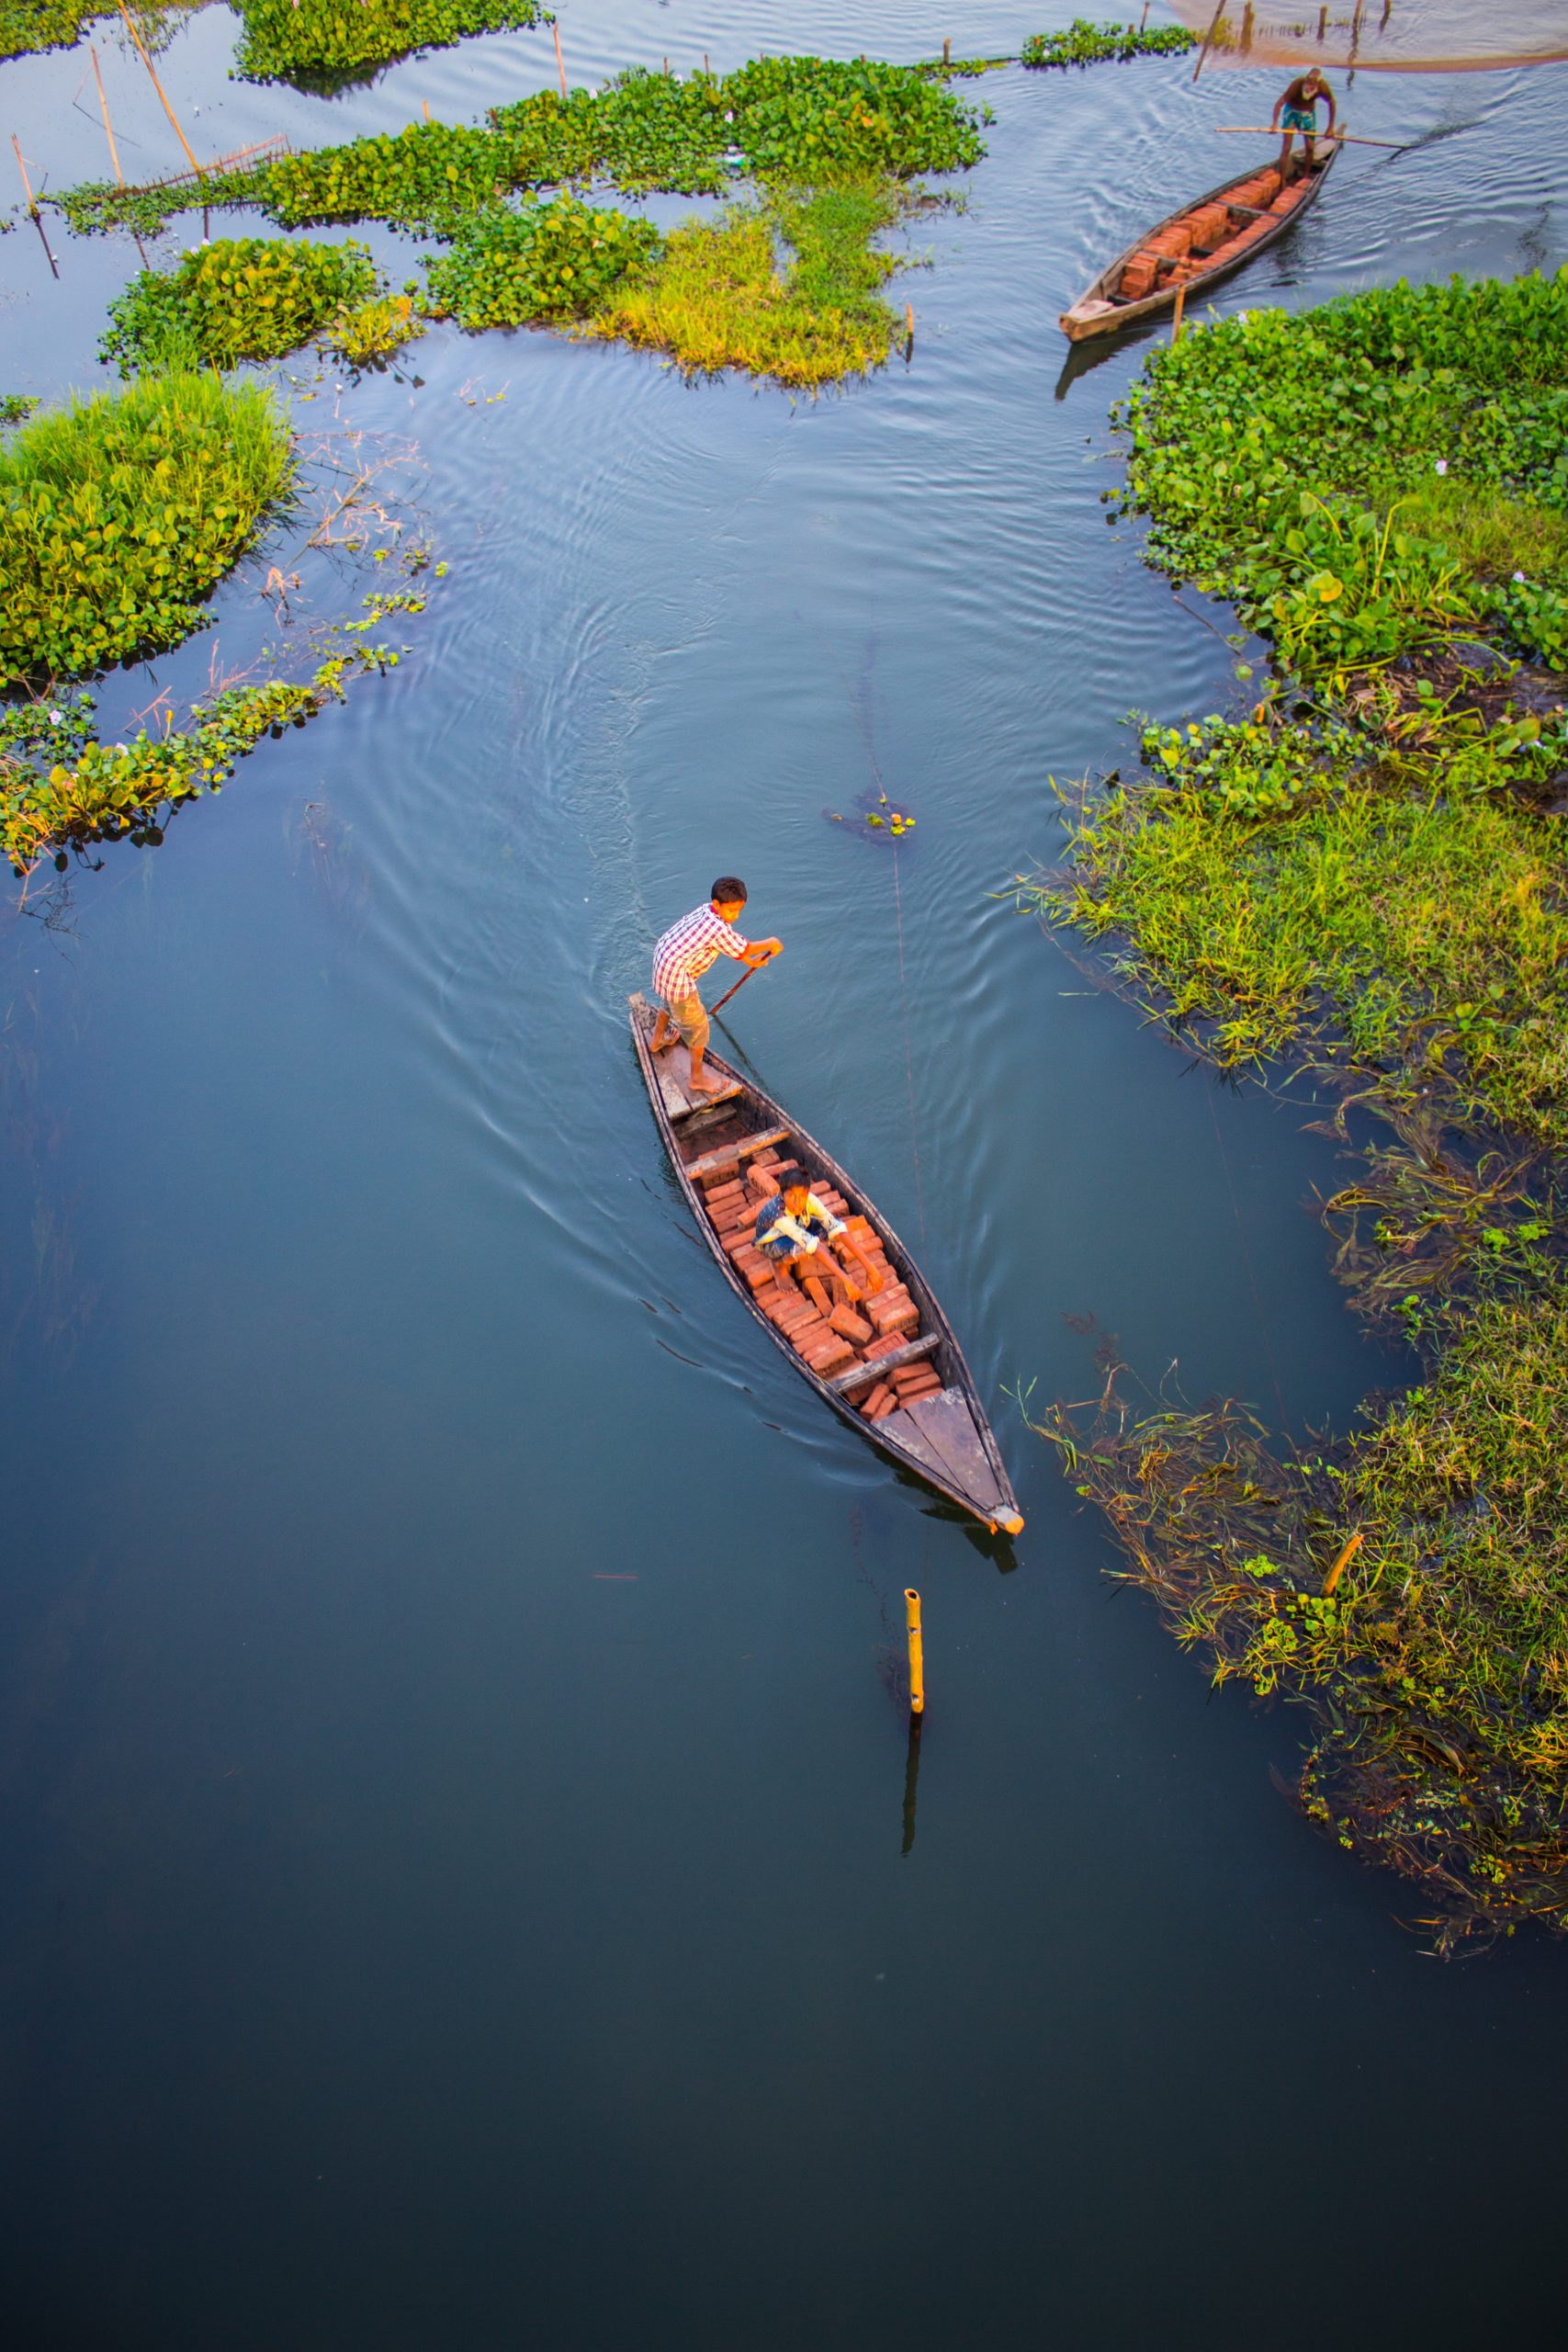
1272, 66, 1337, 184
648, 878, 783, 1100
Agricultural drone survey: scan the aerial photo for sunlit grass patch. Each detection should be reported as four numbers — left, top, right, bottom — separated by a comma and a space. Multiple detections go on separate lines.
592, 181, 906, 390
0, 373, 292, 688
1033, 724, 1568, 1146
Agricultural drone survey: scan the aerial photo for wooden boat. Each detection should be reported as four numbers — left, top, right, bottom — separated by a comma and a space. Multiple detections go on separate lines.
628, 993, 1024, 1535
1059, 143, 1339, 341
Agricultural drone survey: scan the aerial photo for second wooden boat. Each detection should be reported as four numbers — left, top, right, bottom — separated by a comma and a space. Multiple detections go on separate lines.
629, 993, 1023, 1534
1059, 143, 1339, 340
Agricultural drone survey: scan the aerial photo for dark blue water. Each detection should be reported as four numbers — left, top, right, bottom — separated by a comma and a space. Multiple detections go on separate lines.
4, 8, 1567, 2346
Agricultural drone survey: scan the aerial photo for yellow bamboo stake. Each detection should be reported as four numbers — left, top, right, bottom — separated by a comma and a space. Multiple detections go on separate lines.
905, 1589, 924, 1717
11, 130, 38, 217
118, 0, 203, 179
552, 17, 568, 99
90, 47, 125, 186
1172, 281, 1187, 344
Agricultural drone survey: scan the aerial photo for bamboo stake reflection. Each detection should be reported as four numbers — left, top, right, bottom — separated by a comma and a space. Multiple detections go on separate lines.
900, 1714, 923, 1856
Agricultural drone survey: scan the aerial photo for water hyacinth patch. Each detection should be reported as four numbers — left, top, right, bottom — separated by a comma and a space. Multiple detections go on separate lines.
0, 661, 355, 876
99, 237, 383, 374
424, 196, 661, 329
0, 372, 292, 688
1021, 17, 1196, 67
0, 0, 116, 61
232, 0, 547, 88
57, 57, 987, 240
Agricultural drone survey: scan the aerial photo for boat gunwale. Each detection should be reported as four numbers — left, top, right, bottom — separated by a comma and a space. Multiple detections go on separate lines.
1059, 142, 1339, 340
627, 993, 1019, 1527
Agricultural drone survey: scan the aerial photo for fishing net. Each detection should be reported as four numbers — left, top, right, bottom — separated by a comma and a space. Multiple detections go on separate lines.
1165, 1, 1568, 72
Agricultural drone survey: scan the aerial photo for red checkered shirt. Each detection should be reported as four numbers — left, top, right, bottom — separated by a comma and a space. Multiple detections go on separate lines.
653, 902, 751, 1001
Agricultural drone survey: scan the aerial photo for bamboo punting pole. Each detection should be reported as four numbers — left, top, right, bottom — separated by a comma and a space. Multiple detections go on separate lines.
552, 16, 568, 97
1217, 126, 1408, 146
905, 1589, 924, 1717
90, 47, 124, 185
118, 1, 203, 179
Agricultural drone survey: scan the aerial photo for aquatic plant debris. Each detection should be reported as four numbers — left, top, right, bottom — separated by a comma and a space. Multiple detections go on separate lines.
1021, 17, 1196, 68
1027, 269, 1568, 1947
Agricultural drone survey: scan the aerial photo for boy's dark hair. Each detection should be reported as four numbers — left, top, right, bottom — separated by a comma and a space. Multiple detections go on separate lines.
712, 876, 748, 905
777, 1162, 811, 1194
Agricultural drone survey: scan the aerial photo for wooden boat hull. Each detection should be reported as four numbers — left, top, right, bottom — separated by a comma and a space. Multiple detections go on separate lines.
1059, 143, 1339, 341
628, 994, 1023, 1534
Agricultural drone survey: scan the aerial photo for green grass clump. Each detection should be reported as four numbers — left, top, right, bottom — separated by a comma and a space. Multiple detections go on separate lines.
423, 194, 660, 328
1040, 719, 1568, 1145
233, 0, 545, 87
0, 661, 354, 876
1037, 1278, 1568, 1947
0, 373, 292, 688
99, 237, 382, 374
590, 181, 905, 390
1021, 17, 1195, 67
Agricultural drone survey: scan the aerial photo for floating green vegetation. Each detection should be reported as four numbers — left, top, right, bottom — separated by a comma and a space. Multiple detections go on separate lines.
0, 372, 292, 688
99, 236, 383, 374
1037, 713, 1568, 1146
1021, 17, 1196, 67
1036, 1273, 1568, 1951
591, 181, 908, 390
232, 0, 547, 87
0, 395, 40, 426
0, 0, 116, 62
424, 194, 660, 329
0, 661, 359, 876
1117, 272, 1568, 686
56, 57, 987, 238
1027, 270, 1568, 1945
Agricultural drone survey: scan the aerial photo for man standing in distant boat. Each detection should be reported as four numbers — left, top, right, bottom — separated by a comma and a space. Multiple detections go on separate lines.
1272, 65, 1337, 184
648, 878, 783, 1100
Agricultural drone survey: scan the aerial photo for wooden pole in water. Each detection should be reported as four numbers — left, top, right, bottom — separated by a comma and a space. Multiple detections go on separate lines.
943, 36, 952, 63
11, 130, 38, 216
552, 17, 568, 98
1171, 281, 1186, 344
118, 2, 203, 180
1140, 2, 1150, 27
1318, 4, 1328, 37
905, 1589, 924, 1717
90, 46, 124, 185
1193, 0, 1228, 81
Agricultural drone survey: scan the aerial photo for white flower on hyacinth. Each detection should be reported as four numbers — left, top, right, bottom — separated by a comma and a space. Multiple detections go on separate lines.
1514, 571, 1527, 583
1434, 458, 1448, 475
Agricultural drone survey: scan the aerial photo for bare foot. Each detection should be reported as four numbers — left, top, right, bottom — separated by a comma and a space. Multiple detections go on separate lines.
690, 1074, 727, 1097
649, 1031, 677, 1055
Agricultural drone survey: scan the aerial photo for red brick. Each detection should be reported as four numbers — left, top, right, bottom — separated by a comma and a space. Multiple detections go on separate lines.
859, 1383, 894, 1418
829, 1304, 874, 1346
868, 1295, 919, 1339
868, 1391, 902, 1422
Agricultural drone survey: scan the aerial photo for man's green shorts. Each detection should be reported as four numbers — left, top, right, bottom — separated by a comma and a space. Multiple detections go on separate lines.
660, 989, 709, 1053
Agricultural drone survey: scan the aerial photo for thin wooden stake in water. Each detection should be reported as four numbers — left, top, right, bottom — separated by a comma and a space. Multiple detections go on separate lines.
90, 46, 124, 185
905, 1589, 924, 1717
552, 17, 568, 98
1171, 281, 1186, 344
900, 1713, 923, 1856
12, 130, 37, 215
943, 36, 952, 62
118, 1, 203, 179
1140, 2, 1150, 26
1193, 0, 1228, 81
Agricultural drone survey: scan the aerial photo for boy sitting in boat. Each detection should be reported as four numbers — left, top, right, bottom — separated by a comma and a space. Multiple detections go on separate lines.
754, 1163, 882, 1310
1272, 67, 1337, 184
648, 877, 783, 1100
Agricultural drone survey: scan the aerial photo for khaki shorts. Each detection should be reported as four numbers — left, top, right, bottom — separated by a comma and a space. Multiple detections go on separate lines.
660, 989, 709, 1053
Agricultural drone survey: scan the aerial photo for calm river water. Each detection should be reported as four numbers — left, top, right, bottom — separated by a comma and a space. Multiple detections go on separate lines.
3, 7, 1566, 2346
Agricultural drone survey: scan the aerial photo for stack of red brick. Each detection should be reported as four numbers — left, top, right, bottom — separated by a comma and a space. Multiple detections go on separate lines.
1117, 168, 1291, 302
694, 1150, 937, 1410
